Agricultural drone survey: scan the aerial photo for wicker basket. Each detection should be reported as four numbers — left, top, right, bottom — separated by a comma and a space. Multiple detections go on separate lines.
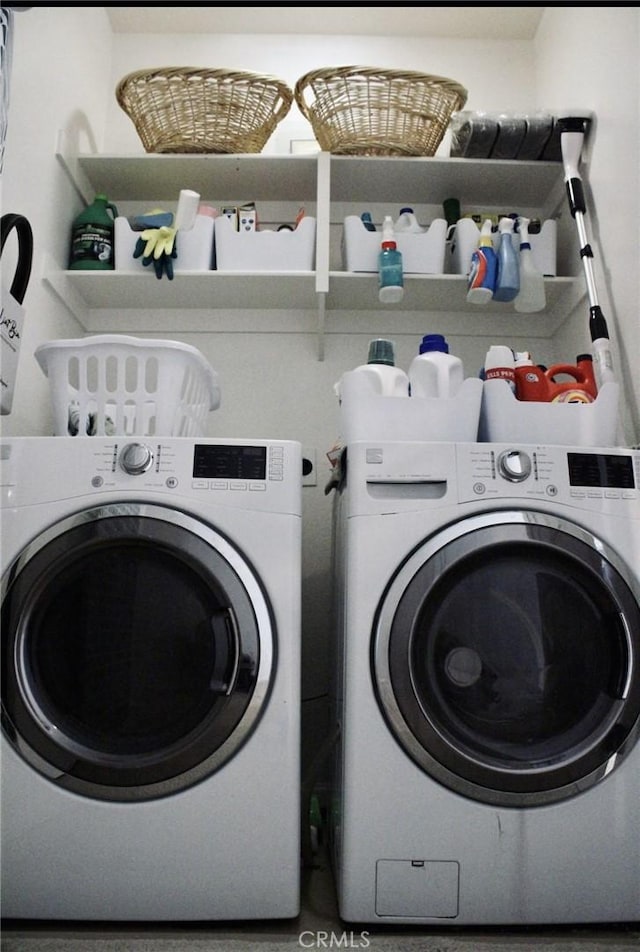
294, 66, 467, 156
116, 67, 294, 154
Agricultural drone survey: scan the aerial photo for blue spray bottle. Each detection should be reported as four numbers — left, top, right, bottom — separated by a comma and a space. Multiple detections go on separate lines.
466, 219, 497, 304
494, 216, 520, 302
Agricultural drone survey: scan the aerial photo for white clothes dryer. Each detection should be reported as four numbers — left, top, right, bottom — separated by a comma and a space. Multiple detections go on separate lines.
330, 440, 640, 925
1, 436, 301, 920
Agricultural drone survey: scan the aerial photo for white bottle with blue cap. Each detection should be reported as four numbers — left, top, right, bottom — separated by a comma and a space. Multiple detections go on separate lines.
408, 333, 464, 398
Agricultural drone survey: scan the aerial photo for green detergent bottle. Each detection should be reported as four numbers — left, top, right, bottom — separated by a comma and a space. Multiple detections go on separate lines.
69, 193, 119, 270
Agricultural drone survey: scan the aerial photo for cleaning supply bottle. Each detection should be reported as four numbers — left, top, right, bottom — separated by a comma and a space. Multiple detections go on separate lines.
408, 333, 464, 398
493, 216, 520, 302
394, 207, 425, 234
514, 351, 550, 401
378, 216, 404, 304
360, 212, 377, 232
69, 193, 119, 270
545, 353, 597, 403
514, 216, 546, 313
466, 219, 497, 304
483, 344, 516, 392
335, 338, 409, 401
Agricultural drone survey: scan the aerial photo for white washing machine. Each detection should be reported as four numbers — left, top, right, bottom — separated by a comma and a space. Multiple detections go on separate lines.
331, 440, 640, 925
1, 436, 301, 920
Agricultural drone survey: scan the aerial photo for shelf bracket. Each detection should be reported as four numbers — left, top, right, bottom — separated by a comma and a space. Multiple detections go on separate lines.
56, 128, 95, 205
41, 253, 89, 327
316, 292, 327, 361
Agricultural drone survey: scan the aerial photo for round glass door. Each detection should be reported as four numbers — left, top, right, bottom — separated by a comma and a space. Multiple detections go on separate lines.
1, 503, 274, 801
373, 511, 640, 806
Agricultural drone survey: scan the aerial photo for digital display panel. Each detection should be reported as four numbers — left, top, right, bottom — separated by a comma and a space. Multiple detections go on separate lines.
567, 452, 635, 489
193, 444, 267, 480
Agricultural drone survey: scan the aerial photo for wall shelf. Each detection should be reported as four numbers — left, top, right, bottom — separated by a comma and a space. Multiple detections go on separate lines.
51, 141, 580, 357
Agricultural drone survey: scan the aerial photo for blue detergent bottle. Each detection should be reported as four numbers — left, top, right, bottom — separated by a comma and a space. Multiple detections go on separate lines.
494, 216, 520, 302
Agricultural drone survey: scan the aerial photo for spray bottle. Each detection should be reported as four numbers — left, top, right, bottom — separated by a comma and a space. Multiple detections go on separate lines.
514, 216, 546, 313
378, 216, 404, 303
466, 219, 497, 304
494, 217, 520, 302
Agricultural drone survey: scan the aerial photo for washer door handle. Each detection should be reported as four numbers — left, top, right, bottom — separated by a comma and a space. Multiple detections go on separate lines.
209, 607, 241, 696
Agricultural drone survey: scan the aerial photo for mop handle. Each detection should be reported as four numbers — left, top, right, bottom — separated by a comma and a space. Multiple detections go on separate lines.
559, 116, 616, 385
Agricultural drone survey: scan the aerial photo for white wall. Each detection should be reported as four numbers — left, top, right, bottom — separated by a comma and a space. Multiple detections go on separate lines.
535, 6, 640, 442
2, 7, 639, 781
107, 33, 538, 155
2, 6, 113, 435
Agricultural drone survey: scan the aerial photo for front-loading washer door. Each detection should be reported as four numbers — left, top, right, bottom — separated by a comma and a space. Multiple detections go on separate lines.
373, 510, 640, 807
1, 503, 274, 802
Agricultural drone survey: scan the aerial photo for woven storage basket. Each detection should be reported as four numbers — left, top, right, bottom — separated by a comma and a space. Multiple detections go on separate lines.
116, 67, 293, 154
35, 335, 221, 437
294, 66, 467, 156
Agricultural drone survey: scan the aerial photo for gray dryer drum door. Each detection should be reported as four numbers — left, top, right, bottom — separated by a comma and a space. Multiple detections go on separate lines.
1, 503, 274, 802
372, 510, 640, 807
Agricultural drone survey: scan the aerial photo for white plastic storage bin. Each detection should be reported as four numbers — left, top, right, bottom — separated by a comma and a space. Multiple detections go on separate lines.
479, 378, 622, 446
338, 374, 483, 443
214, 214, 316, 271
114, 215, 215, 272
35, 335, 221, 437
446, 218, 557, 276
342, 216, 447, 274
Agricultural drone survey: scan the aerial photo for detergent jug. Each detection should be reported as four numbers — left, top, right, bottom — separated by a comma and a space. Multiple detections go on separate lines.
515, 353, 597, 403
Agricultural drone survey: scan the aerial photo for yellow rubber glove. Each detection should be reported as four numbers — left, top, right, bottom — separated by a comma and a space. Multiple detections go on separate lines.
134, 226, 178, 279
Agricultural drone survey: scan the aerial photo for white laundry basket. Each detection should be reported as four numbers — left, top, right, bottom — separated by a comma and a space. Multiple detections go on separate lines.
35, 335, 221, 437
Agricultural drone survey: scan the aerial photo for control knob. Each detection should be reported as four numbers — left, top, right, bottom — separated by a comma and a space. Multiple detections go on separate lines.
120, 442, 154, 475
497, 449, 531, 482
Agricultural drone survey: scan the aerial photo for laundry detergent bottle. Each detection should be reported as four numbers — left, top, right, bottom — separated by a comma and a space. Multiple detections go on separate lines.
69, 193, 119, 270
466, 219, 497, 304
494, 216, 520, 302
335, 338, 409, 401
483, 344, 516, 392
408, 333, 464, 398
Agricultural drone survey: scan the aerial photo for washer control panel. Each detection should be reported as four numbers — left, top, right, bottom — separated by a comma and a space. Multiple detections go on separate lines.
457, 443, 639, 509
0, 438, 302, 513
84, 439, 300, 509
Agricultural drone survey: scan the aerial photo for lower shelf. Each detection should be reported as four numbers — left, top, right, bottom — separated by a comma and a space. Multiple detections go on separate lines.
43, 265, 583, 359
50, 267, 579, 317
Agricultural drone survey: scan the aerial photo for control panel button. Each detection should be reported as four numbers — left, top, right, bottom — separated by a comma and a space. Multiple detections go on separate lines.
497, 449, 532, 483
120, 442, 154, 476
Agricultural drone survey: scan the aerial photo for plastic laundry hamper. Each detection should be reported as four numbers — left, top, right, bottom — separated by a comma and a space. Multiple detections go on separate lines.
35, 335, 221, 437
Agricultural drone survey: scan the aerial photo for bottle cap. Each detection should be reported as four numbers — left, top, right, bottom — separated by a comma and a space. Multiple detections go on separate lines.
419, 333, 449, 355
381, 240, 397, 249
367, 338, 395, 366
399, 207, 414, 215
